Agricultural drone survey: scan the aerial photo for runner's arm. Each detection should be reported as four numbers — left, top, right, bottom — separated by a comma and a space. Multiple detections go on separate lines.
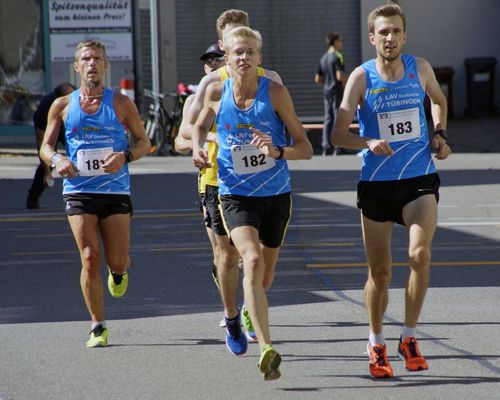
39, 96, 79, 177
192, 82, 221, 168
331, 66, 393, 156
178, 71, 219, 141
120, 94, 151, 161
417, 57, 450, 159
175, 94, 195, 154
262, 82, 313, 160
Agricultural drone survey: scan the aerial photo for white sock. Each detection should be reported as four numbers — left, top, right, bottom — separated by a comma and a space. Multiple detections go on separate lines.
369, 331, 385, 346
92, 321, 106, 330
401, 325, 416, 341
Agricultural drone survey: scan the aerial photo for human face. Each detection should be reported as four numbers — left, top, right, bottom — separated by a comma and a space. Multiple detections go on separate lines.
225, 37, 261, 75
74, 46, 108, 88
204, 55, 226, 73
369, 15, 406, 62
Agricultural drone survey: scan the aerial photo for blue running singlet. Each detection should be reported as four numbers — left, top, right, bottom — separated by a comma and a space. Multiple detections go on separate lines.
357, 54, 436, 181
216, 77, 291, 196
63, 88, 130, 194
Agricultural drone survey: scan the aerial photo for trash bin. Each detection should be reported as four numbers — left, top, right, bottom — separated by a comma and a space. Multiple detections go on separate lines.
464, 57, 497, 117
425, 66, 455, 119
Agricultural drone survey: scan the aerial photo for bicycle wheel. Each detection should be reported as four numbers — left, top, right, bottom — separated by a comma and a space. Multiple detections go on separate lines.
158, 112, 170, 156
167, 121, 180, 156
146, 118, 161, 156
157, 118, 173, 156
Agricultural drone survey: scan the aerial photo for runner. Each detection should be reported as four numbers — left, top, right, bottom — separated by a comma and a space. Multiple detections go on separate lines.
176, 8, 285, 346
39, 39, 150, 347
331, 3, 451, 378
192, 26, 313, 380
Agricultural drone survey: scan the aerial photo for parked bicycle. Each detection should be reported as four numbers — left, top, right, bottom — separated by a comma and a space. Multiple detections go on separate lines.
142, 84, 194, 156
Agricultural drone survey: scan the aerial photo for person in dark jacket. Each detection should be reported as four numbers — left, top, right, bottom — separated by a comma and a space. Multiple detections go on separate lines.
26, 82, 75, 209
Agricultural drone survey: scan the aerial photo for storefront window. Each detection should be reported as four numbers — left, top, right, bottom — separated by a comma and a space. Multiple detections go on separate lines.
0, 0, 44, 126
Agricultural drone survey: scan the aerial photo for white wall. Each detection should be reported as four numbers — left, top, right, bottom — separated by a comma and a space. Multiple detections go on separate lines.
361, 0, 500, 117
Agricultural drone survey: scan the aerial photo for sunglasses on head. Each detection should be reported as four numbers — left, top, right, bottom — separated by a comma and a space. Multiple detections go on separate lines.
204, 55, 225, 65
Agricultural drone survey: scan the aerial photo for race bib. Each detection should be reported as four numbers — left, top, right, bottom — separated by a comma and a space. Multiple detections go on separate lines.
231, 144, 275, 175
377, 108, 421, 142
76, 147, 113, 176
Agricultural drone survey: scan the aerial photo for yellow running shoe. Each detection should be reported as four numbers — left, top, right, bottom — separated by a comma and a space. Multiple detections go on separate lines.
242, 304, 257, 341
258, 344, 281, 381
86, 325, 108, 348
107, 269, 128, 298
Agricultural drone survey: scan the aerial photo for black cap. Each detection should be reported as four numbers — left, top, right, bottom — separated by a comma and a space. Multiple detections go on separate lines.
200, 44, 225, 61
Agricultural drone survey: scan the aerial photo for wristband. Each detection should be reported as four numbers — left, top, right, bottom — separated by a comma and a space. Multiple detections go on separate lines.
275, 146, 284, 160
50, 153, 62, 167
433, 129, 448, 142
124, 150, 133, 163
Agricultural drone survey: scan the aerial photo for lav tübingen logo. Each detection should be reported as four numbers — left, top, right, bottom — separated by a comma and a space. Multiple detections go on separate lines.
236, 123, 254, 129
369, 87, 389, 94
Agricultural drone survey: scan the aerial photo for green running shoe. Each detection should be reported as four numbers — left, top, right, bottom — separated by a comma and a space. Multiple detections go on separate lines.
86, 325, 108, 348
241, 304, 257, 341
107, 269, 128, 298
258, 344, 281, 381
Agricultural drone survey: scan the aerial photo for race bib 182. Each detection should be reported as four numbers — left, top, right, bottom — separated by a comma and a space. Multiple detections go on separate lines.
231, 144, 275, 175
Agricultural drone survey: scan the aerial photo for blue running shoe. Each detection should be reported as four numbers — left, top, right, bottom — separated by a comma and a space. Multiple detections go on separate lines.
225, 313, 248, 356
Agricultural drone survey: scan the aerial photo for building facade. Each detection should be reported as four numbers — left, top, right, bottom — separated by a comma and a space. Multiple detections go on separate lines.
1, 0, 498, 143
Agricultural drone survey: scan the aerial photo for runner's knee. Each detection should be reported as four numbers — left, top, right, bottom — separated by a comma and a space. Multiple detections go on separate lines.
408, 245, 431, 268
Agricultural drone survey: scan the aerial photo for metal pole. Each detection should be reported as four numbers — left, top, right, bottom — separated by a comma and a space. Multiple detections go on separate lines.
149, 0, 160, 100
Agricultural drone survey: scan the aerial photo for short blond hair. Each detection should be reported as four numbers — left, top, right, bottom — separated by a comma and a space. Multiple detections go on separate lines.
223, 26, 262, 52
216, 9, 249, 40
75, 39, 107, 61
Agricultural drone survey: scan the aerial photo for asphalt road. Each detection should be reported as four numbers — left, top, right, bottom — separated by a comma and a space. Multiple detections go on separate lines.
0, 153, 499, 400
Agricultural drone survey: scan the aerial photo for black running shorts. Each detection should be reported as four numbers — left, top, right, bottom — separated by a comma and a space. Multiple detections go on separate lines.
219, 192, 292, 248
203, 185, 227, 236
63, 193, 133, 219
357, 173, 440, 226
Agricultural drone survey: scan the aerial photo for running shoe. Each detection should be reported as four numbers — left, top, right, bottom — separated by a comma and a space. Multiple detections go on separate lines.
225, 314, 247, 356
107, 269, 128, 298
86, 324, 108, 348
367, 343, 394, 378
211, 264, 220, 290
258, 344, 282, 381
397, 336, 429, 371
241, 304, 257, 341
219, 317, 226, 328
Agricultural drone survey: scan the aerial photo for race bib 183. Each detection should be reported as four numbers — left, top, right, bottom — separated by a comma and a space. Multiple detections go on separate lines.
377, 108, 421, 142
76, 147, 113, 176
231, 144, 275, 175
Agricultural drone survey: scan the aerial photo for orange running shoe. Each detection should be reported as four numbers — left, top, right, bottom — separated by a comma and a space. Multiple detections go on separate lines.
367, 343, 394, 378
397, 336, 429, 371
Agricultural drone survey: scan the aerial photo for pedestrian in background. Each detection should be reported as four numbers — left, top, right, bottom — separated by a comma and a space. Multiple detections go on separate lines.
315, 32, 346, 155
26, 82, 75, 209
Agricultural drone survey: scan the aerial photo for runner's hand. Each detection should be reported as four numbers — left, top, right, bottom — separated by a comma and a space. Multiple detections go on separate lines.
250, 128, 274, 157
